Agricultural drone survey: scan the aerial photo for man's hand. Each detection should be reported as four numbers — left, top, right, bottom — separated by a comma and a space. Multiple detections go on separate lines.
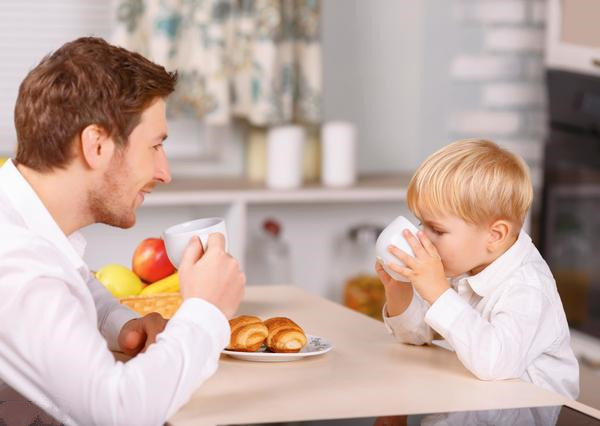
118, 313, 167, 356
386, 229, 450, 304
178, 233, 245, 319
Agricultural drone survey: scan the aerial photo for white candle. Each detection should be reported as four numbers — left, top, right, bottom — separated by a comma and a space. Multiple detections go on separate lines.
266, 125, 305, 190
321, 121, 357, 187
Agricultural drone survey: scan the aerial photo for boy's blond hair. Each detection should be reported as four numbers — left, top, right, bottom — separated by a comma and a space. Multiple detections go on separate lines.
407, 139, 533, 229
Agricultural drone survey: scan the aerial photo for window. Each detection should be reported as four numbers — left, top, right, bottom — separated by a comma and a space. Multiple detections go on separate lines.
0, 1, 242, 177
0, 1, 110, 156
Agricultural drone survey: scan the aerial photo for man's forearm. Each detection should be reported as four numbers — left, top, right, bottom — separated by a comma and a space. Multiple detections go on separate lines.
87, 274, 139, 350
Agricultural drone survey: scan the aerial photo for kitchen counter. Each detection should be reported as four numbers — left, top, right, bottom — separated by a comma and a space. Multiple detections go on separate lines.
168, 285, 600, 426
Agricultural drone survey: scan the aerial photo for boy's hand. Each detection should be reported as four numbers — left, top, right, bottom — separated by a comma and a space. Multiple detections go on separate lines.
386, 229, 450, 304
375, 261, 413, 317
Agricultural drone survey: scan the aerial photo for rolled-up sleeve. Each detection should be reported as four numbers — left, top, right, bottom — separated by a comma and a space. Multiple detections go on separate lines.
87, 275, 139, 351
425, 285, 547, 381
383, 290, 433, 345
1, 267, 229, 425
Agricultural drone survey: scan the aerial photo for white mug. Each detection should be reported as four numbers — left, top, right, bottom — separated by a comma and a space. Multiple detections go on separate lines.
162, 217, 228, 267
375, 216, 420, 282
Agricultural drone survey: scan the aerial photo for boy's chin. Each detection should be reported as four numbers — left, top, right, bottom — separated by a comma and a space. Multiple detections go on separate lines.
445, 270, 466, 278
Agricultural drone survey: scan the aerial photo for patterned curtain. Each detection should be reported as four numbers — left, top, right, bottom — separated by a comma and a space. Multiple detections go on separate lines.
112, 0, 322, 126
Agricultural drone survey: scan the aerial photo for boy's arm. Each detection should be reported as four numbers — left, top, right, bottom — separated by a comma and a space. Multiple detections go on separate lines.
424, 285, 549, 380
376, 262, 433, 345
383, 288, 434, 345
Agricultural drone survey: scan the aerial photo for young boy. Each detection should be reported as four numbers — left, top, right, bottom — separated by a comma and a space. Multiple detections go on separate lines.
376, 139, 579, 399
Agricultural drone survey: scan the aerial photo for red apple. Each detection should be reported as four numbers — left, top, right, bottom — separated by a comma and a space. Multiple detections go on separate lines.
132, 238, 176, 283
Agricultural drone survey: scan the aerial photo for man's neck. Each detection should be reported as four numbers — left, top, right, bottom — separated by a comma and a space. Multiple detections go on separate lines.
16, 162, 92, 236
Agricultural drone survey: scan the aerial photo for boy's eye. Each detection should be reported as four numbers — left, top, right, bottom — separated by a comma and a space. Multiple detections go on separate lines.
152, 144, 163, 151
423, 224, 445, 235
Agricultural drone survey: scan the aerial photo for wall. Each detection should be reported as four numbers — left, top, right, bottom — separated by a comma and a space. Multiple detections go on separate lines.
444, 0, 547, 190
321, 0, 425, 174
322, 0, 547, 187
1, 1, 548, 179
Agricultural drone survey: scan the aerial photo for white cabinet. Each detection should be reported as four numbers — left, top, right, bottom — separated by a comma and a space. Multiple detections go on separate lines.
546, 0, 600, 77
80, 174, 411, 298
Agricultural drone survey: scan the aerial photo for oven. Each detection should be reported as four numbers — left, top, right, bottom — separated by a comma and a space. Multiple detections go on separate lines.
541, 0, 600, 338
541, 69, 600, 338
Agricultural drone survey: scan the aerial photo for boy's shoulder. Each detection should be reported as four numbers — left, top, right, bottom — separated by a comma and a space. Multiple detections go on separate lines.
504, 242, 556, 294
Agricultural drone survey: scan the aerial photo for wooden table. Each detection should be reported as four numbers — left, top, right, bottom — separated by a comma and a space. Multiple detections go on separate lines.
168, 285, 600, 426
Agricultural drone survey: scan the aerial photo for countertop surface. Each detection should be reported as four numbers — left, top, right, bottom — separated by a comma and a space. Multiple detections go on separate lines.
143, 173, 411, 205
168, 285, 600, 426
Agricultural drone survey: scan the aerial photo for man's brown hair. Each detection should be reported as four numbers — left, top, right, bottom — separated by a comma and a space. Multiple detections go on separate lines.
14, 37, 177, 172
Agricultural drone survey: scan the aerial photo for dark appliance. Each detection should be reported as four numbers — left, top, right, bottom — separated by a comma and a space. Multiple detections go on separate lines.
541, 69, 600, 338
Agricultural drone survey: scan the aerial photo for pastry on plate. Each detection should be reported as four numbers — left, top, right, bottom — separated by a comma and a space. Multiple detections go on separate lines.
227, 315, 268, 352
264, 317, 307, 353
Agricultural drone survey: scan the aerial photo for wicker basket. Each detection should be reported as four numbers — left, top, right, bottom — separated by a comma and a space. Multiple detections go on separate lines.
120, 293, 182, 319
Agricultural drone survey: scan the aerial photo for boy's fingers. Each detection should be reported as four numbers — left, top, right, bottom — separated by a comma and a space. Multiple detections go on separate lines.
375, 262, 392, 281
387, 262, 412, 279
417, 231, 438, 257
403, 229, 426, 258
388, 245, 416, 269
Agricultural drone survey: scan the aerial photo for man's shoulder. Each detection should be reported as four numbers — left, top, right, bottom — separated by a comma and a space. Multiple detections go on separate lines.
0, 222, 65, 275
0, 221, 48, 248
0, 189, 25, 225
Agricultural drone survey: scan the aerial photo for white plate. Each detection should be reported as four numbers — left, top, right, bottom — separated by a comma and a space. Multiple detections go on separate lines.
222, 335, 332, 362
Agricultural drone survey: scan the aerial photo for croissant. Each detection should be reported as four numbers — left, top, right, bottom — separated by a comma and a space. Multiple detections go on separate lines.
227, 315, 268, 352
264, 317, 307, 353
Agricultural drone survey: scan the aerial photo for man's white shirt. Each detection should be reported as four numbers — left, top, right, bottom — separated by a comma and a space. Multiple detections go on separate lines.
383, 230, 580, 400
0, 159, 230, 425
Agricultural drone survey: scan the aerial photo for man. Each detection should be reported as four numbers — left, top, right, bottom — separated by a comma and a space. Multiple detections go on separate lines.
0, 37, 245, 425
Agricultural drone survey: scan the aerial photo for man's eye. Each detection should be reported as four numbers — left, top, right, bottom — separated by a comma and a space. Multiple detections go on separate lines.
433, 229, 445, 235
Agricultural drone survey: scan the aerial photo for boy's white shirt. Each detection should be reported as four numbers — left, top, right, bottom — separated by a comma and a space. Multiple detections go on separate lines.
383, 230, 580, 400
0, 159, 230, 425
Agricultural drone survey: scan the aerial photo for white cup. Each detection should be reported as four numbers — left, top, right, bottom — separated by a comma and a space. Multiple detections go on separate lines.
375, 216, 420, 282
162, 217, 228, 267
321, 121, 356, 187
266, 125, 305, 189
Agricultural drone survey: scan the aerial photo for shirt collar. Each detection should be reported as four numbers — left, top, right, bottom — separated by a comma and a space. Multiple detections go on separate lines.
0, 159, 88, 275
465, 230, 533, 298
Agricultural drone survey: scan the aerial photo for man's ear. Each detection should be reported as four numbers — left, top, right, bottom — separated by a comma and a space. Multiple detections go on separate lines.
487, 219, 512, 252
80, 124, 114, 169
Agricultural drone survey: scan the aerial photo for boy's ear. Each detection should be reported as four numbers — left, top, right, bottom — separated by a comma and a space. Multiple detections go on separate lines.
79, 124, 115, 170
487, 219, 512, 251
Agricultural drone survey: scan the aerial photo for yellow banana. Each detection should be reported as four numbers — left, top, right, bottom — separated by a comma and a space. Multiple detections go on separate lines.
140, 272, 179, 295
